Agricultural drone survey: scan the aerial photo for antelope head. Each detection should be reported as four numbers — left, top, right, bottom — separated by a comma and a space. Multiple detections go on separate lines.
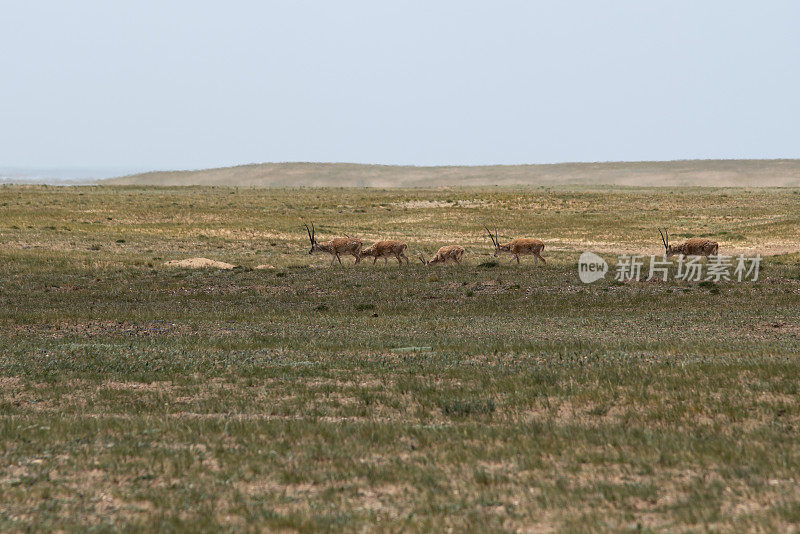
659, 228, 676, 257
304, 222, 320, 255
417, 250, 441, 265
485, 225, 509, 257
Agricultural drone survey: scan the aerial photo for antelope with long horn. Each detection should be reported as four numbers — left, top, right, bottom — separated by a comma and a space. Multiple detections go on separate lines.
418, 245, 465, 265
659, 228, 719, 258
303, 223, 363, 266
485, 225, 546, 265
360, 240, 409, 265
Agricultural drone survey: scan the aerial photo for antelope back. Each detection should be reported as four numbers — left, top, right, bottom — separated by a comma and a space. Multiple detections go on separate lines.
439, 245, 465, 261
682, 238, 718, 256
509, 238, 544, 254
365, 240, 407, 256
328, 237, 362, 254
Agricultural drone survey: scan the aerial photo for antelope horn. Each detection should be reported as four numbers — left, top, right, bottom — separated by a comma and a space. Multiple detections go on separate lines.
658, 228, 667, 251
484, 225, 497, 246
304, 223, 313, 244
416, 250, 427, 265
311, 222, 316, 242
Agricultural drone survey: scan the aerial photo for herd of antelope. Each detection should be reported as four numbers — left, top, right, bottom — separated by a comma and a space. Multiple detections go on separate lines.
303, 223, 720, 266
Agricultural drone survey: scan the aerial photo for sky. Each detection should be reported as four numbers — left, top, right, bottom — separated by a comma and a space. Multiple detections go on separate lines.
1, 1, 798, 172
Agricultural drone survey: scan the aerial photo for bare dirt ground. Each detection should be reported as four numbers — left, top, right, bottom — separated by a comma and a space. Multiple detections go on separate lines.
163, 258, 238, 269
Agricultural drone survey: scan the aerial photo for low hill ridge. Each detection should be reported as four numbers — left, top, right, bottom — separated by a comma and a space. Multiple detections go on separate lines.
105, 159, 800, 187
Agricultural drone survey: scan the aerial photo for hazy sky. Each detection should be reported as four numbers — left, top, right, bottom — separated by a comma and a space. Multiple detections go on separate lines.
1, 1, 798, 170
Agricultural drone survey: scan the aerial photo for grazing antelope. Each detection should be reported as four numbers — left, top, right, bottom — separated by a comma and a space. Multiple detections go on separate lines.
360, 240, 410, 265
659, 229, 719, 258
303, 223, 363, 266
485, 226, 546, 265
418, 245, 466, 265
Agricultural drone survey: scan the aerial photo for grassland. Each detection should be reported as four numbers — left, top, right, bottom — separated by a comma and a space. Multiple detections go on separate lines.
1, 184, 800, 532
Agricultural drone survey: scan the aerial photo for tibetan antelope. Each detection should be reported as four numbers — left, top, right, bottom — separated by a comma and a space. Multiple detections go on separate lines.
418, 245, 465, 265
485, 226, 546, 265
360, 240, 410, 265
659, 229, 719, 258
303, 223, 363, 266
